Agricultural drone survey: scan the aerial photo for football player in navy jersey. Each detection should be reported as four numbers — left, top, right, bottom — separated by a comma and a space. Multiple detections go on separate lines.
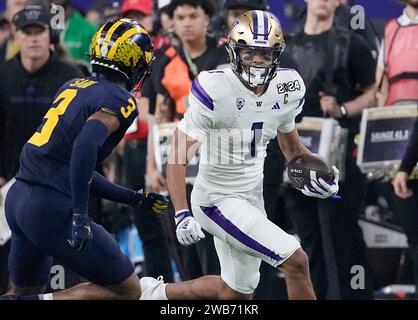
1, 18, 171, 300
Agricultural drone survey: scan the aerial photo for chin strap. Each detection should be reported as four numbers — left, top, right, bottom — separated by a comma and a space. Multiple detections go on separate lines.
241, 66, 269, 87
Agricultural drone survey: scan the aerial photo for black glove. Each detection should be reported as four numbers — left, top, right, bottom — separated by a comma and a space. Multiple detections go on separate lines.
68, 214, 93, 252
133, 192, 169, 215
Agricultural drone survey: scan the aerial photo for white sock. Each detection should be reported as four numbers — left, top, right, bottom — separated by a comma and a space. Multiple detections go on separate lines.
159, 283, 168, 300
40, 293, 54, 300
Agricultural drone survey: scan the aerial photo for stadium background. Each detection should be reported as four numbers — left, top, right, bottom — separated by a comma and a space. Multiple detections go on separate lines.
0, 0, 406, 27
0, 0, 416, 300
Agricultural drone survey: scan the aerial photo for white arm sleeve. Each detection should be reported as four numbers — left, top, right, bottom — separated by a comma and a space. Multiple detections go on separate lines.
177, 72, 216, 142
177, 94, 215, 142
278, 98, 304, 133
277, 70, 306, 133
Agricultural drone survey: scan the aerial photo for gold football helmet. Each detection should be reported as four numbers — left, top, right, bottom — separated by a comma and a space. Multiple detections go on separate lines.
90, 18, 154, 90
226, 10, 285, 87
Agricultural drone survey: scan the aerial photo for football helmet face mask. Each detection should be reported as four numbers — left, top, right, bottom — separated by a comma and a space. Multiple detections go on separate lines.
90, 18, 154, 90
226, 10, 285, 87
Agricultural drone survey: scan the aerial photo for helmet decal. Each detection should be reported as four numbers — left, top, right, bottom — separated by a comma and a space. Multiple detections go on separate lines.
113, 39, 143, 67
90, 18, 154, 89
226, 10, 285, 87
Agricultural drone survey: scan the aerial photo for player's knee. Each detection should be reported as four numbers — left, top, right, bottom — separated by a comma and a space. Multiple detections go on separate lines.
125, 277, 142, 300
280, 248, 310, 279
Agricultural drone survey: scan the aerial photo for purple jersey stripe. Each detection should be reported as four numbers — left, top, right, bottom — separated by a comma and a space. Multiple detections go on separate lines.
191, 79, 214, 110
200, 205, 282, 263
263, 12, 269, 40
252, 11, 258, 39
297, 98, 305, 109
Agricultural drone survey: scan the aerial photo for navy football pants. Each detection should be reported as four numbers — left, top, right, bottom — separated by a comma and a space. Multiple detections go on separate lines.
5, 180, 134, 288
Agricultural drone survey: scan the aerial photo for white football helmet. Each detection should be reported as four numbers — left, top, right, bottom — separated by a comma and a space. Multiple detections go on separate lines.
226, 10, 285, 87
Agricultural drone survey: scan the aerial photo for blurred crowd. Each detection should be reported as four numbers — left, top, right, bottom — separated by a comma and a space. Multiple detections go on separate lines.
0, 0, 418, 299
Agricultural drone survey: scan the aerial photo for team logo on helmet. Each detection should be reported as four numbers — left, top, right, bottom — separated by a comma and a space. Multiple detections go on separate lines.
226, 10, 285, 87
90, 18, 154, 89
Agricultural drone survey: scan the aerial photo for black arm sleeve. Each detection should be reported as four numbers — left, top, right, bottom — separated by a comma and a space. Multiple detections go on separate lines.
399, 118, 418, 175
70, 119, 108, 215
90, 171, 138, 205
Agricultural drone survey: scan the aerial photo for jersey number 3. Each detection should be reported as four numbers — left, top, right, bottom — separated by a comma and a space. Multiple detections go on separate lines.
28, 89, 77, 147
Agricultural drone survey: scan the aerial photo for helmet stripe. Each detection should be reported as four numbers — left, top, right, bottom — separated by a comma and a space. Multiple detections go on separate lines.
263, 12, 269, 40
107, 27, 139, 59
252, 11, 258, 39
101, 20, 124, 54
256, 10, 265, 41
145, 51, 153, 64
94, 23, 107, 56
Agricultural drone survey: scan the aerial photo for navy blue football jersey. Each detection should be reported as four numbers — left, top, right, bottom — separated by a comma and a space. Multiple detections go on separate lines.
16, 76, 138, 195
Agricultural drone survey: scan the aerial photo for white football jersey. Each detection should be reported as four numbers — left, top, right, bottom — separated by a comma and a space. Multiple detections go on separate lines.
177, 68, 306, 194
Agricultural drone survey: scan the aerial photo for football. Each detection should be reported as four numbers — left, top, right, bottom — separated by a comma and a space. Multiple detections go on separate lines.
286, 153, 335, 190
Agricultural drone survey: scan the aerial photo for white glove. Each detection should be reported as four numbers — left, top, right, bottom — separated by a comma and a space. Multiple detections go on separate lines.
175, 210, 205, 246
301, 166, 340, 199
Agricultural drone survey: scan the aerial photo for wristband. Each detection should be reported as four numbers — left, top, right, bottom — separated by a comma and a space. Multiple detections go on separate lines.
340, 105, 348, 118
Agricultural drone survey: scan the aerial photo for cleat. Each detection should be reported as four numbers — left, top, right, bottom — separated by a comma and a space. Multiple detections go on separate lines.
139, 276, 166, 300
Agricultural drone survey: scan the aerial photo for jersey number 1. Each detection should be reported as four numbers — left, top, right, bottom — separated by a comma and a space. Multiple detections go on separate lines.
245, 122, 264, 160
28, 89, 77, 147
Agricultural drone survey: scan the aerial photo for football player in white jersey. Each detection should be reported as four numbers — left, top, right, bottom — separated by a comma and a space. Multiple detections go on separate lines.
167, 10, 339, 300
